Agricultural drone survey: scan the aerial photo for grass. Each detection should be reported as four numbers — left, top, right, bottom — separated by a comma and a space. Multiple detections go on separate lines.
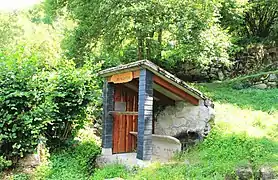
91, 164, 129, 180
199, 83, 278, 112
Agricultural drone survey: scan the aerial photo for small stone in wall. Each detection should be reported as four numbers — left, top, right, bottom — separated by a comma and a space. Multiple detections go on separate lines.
267, 82, 277, 88
259, 167, 275, 180
252, 83, 268, 89
17, 154, 40, 168
218, 71, 225, 81
268, 74, 278, 81
236, 166, 253, 180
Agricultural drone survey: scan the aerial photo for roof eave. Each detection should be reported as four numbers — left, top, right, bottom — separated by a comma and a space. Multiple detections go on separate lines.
98, 60, 208, 101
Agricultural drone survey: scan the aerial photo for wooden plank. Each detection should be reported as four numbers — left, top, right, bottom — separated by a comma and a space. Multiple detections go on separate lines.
121, 92, 126, 152
131, 96, 136, 151
113, 87, 121, 154
134, 95, 138, 150
128, 95, 133, 152
153, 75, 199, 105
109, 111, 138, 115
107, 70, 140, 83
153, 83, 183, 101
111, 72, 133, 84
133, 70, 140, 78
125, 96, 130, 152
125, 79, 174, 103
113, 114, 119, 153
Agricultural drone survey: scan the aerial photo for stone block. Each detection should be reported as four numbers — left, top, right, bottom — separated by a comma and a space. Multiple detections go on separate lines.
259, 167, 275, 180
236, 166, 253, 180
155, 101, 214, 137
268, 74, 278, 81
253, 83, 268, 89
267, 82, 277, 87
17, 154, 40, 168
218, 71, 225, 81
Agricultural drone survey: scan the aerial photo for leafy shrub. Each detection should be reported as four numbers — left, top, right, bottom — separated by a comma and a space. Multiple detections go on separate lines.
0, 156, 12, 171
44, 61, 102, 149
13, 173, 30, 180
0, 47, 102, 168
0, 49, 51, 161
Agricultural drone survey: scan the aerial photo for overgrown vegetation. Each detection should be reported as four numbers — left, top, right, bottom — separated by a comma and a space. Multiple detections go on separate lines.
0, 47, 101, 170
33, 140, 100, 180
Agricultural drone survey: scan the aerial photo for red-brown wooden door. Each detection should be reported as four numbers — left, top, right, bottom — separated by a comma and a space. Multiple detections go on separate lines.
113, 85, 138, 153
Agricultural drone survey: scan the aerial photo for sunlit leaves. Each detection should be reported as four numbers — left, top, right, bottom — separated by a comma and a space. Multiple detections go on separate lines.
44, 0, 233, 69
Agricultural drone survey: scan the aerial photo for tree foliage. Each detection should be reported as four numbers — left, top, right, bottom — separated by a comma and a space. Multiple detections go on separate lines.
44, 0, 232, 69
219, 0, 278, 40
245, 0, 278, 38
44, 0, 278, 71
0, 12, 22, 50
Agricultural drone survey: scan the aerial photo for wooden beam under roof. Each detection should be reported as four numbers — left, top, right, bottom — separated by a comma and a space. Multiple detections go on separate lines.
153, 75, 199, 105
123, 79, 175, 104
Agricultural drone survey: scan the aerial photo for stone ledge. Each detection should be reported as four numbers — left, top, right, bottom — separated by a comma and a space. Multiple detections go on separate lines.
129, 131, 181, 145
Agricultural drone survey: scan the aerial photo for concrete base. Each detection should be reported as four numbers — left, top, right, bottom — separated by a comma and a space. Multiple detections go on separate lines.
136, 158, 152, 168
96, 153, 168, 169
130, 132, 181, 160
102, 148, 112, 156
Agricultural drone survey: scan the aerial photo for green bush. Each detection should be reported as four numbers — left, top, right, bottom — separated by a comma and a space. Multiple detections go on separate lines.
13, 173, 30, 180
44, 61, 102, 149
0, 47, 102, 168
0, 156, 12, 171
0, 49, 51, 161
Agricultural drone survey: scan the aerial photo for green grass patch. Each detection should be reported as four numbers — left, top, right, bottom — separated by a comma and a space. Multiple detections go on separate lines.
131, 163, 188, 180
199, 82, 278, 112
225, 70, 278, 84
92, 164, 129, 180
32, 140, 100, 180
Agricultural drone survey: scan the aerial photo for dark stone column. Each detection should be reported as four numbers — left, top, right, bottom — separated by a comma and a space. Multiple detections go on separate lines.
102, 80, 114, 151
137, 69, 153, 161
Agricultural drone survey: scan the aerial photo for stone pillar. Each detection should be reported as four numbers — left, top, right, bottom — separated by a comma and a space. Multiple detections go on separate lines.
102, 80, 114, 156
137, 69, 153, 161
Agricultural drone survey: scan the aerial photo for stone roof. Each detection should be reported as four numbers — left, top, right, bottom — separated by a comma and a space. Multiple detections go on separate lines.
99, 60, 208, 101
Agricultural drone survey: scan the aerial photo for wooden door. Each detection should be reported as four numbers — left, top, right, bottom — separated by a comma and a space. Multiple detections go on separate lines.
113, 85, 138, 153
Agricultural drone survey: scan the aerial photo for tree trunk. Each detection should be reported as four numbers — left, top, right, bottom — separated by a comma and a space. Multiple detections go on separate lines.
138, 36, 144, 60
157, 28, 163, 60
146, 31, 155, 60
146, 37, 151, 60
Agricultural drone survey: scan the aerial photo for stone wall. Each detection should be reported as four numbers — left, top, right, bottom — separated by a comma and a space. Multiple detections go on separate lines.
176, 45, 278, 82
250, 73, 278, 89
234, 72, 278, 90
154, 101, 214, 148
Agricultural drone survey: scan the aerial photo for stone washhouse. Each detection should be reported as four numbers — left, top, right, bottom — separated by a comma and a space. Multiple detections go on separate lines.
97, 60, 214, 167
